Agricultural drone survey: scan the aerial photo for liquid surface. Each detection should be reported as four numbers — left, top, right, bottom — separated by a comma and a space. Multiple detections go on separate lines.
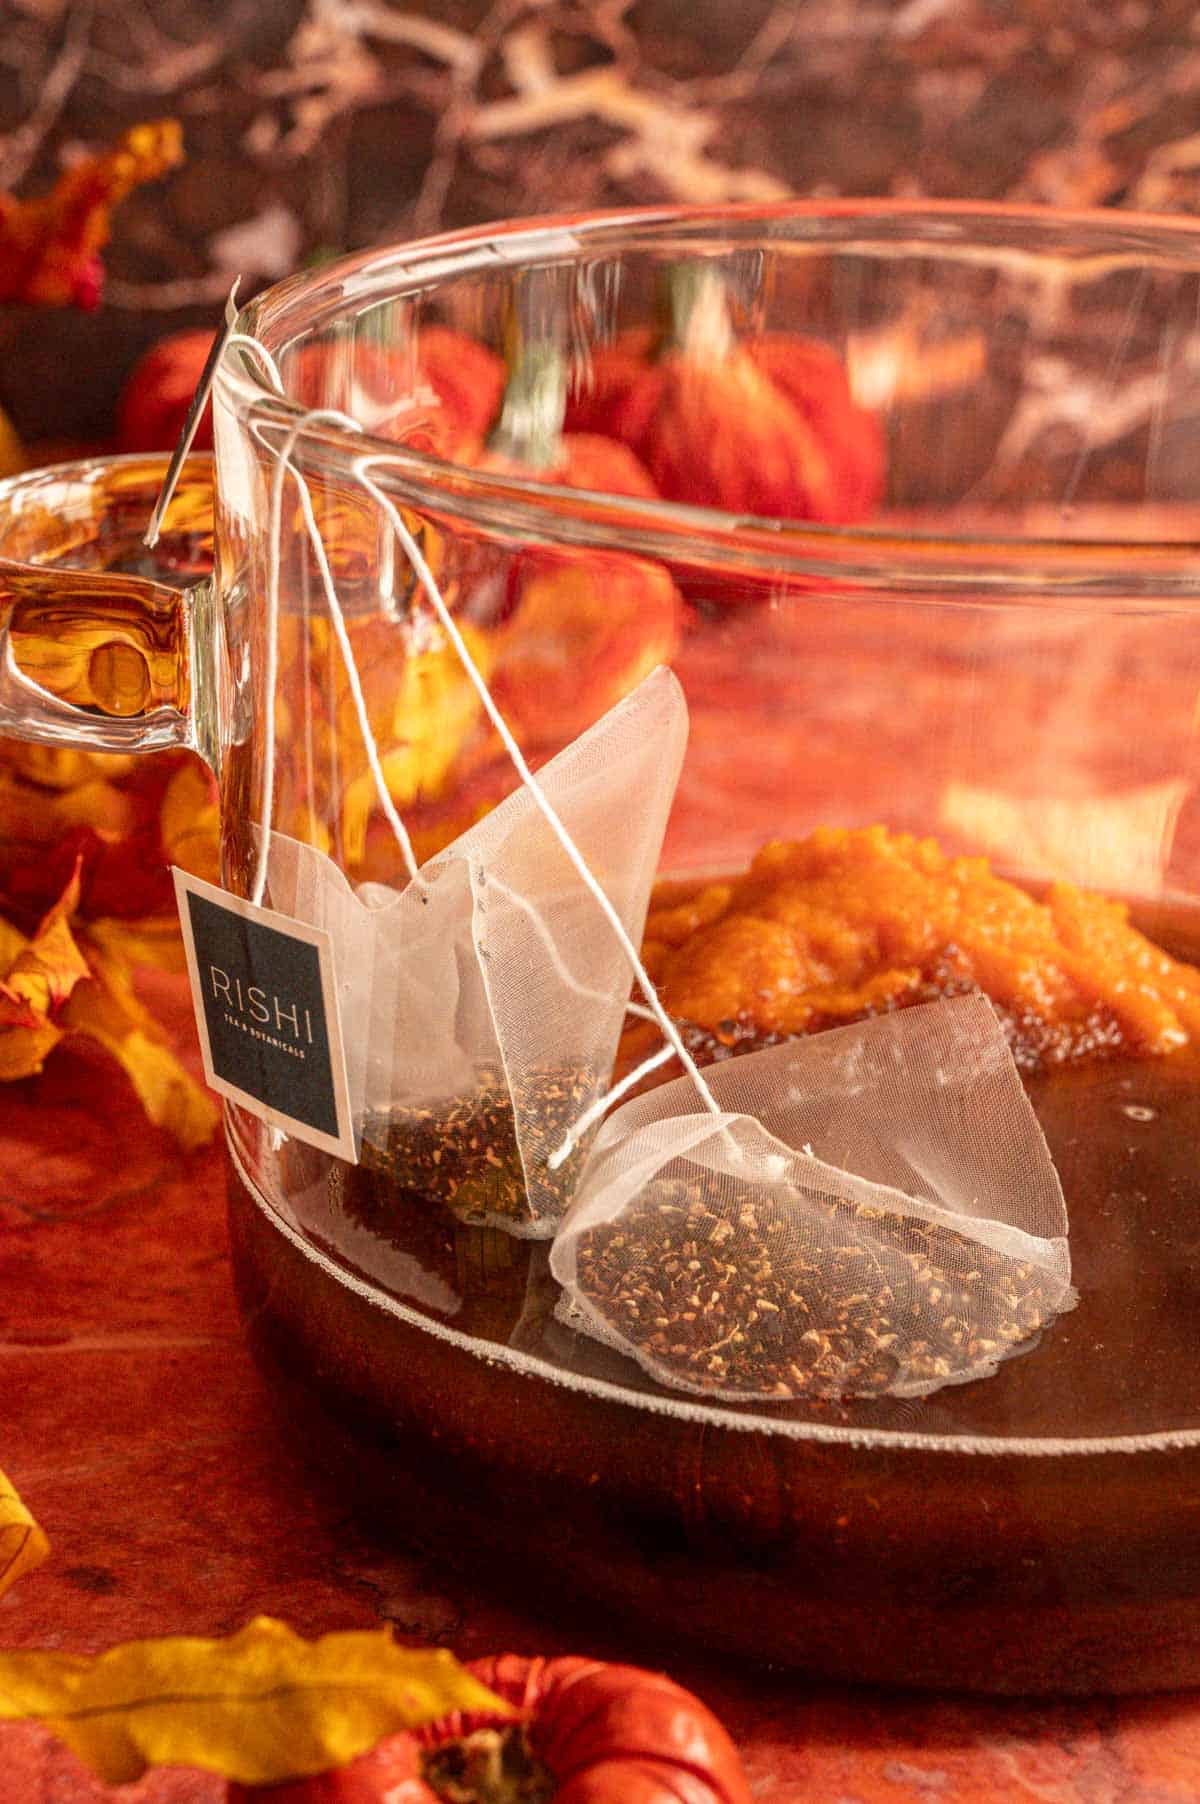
241, 1028, 1200, 1449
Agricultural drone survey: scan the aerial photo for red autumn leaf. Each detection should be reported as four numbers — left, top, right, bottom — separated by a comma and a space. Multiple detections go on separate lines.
0, 120, 183, 310
0, 816, 173, 929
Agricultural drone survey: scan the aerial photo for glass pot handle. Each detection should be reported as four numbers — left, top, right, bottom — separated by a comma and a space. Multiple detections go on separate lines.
0, 559, 219, 767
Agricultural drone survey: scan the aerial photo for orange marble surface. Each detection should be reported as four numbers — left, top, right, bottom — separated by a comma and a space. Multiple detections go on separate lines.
4, 974, 1200, 1803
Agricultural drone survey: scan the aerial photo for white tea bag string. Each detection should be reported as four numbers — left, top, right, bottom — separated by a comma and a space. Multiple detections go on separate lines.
144, 281, 242, 552
226, 327, 725, 1163
352, 452, 727, 1139
263, 413, 659, 1063
546, 1042, 677, 1169
275, 422, 425, 893
229, 334, 423, 905
550, 997, 1075, 1403
243, 345, 667, 1082
483, 872, 658, 1025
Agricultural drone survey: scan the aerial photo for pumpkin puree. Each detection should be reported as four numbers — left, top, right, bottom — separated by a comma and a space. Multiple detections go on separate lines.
638, 826, 1200, 1071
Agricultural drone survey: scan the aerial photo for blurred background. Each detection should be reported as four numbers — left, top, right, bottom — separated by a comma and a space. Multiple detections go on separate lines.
3, 0, 1200, 440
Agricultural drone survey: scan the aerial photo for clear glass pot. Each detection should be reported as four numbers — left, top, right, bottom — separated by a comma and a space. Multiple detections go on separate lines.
5, 201, 1200, 1690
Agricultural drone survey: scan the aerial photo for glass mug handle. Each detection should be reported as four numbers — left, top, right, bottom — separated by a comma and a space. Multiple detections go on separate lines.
0, 454, 219, 768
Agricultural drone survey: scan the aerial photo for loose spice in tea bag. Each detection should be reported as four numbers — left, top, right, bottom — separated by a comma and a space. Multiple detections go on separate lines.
262, 667, 688, 1235
551, 994, 1075, 1400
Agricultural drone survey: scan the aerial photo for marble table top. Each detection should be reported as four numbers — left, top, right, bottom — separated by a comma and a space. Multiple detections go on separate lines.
4, 975, 1200, 1803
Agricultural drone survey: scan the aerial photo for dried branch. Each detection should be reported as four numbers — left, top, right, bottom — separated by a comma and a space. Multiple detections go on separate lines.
1132, 130, 1200, 212
102, 271, 234, 311
324, 0, 481, 76
468, 60, 791, 205
87, 37, 225, 96
410, 0, 529, 235
0, 0, 91, 191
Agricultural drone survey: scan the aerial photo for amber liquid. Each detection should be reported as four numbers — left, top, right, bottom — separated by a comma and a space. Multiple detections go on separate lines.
230, 899, 1200, 1450
225, 1025, 1200, 1692
0, 459, 211, 717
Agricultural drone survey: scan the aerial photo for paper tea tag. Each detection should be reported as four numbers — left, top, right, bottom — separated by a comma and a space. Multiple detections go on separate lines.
172, 868, 356, 1161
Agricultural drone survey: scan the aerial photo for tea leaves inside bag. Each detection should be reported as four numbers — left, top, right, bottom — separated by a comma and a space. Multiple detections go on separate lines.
552, 995, 1075, 1401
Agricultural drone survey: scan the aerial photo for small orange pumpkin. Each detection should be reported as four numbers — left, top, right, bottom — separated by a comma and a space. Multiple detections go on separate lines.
228, 1652, 753, 1804
567, 266, 883, 524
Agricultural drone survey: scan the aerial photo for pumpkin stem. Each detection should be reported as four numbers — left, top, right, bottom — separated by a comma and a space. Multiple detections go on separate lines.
665, 261, 735, 362
421, 1724, 555, 1804
488, 339, 568, 472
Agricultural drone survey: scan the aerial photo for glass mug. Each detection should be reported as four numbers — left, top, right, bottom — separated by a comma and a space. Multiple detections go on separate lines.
4, 201, 1200, 1691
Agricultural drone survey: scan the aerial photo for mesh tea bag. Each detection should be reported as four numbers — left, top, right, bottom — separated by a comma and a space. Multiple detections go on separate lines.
263, 665, 688, 1236
551, 994, 1075, 1400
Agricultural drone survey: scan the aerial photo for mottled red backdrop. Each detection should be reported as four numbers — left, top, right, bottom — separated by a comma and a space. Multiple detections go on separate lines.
3, 0, 1200, 436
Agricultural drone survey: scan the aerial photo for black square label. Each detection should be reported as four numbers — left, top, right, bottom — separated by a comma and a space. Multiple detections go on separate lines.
173, 869, 355, 1159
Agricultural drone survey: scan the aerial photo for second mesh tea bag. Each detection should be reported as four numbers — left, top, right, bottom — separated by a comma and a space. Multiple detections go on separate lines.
552, 993, 1075, 1400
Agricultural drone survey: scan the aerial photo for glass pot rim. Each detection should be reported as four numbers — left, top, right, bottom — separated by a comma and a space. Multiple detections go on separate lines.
220, 197, 1200, 602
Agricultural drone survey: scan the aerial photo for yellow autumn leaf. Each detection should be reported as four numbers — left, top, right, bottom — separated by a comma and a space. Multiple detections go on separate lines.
84, 914, 187, 978
284, 802, 333, 856
0, 913, 28, 973
340, 625, 492, 867
0, 1615, 512, 1786
0, 1018, 61, 1080
63, 915, 217, 1147
0, 1468, 48, 1599
0, 864, 90, 1078
159, 759, 220, 885
0, 742, 138, 790
64, 978, 217, 1151
0, 765, 138, 840
4, 867, 90, 1019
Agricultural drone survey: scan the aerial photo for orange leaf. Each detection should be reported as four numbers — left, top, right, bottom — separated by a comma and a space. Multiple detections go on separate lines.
0, 742, 138, 790
83, 915, 187, 980
0, 1019, 61, 1081
0, 764, 139, 841
0, 865, 215, 1143
0, 120, 183, 309
0, 914, 26, 971
0, 1617, 509, 1787
2, 863, 89, 1015
62, 924, 217, 1151
64, 978, 217, 1151
0, 1468, 48, 1600
159, 758, 220, 884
